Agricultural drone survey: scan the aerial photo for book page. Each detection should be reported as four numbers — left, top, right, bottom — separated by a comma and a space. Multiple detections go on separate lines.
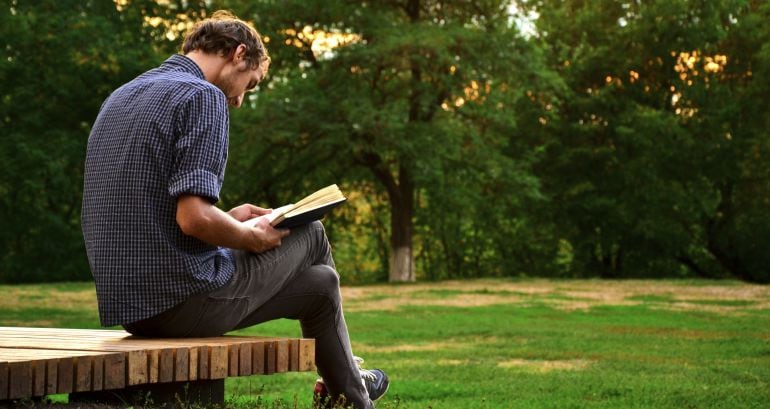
242, 203, 294, 228
292, 184, 343, 209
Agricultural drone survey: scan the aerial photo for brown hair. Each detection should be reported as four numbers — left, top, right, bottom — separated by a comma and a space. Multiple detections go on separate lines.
182, 10, 270, 72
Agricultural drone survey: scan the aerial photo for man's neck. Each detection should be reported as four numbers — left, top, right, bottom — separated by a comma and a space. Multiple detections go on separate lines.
185, 51, 227, 84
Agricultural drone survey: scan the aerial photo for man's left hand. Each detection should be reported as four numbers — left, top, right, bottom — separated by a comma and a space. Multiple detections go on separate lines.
228, 204, 272, 222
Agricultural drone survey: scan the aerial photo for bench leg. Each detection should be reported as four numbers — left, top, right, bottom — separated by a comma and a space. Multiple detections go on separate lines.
69, 379, 225, 407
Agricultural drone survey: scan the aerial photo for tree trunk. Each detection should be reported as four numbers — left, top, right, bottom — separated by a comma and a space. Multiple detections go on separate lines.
359, 152, 416, 282
389, 165, 415, 282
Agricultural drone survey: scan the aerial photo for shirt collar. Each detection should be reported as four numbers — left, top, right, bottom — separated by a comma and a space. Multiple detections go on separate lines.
162, 54, 206, 80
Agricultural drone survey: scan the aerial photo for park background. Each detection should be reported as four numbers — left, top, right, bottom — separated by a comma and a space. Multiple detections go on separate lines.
1, 1, 769, 408
2, 1, 770, 285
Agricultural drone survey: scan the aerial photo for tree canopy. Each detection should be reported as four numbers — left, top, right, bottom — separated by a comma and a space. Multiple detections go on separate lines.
1, 0, 768, 283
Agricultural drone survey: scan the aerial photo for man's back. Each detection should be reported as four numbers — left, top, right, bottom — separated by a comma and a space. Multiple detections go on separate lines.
82, 55, 234, 327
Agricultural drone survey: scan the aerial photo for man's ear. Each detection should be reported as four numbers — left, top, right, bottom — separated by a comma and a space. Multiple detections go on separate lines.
233, 44, 247, 62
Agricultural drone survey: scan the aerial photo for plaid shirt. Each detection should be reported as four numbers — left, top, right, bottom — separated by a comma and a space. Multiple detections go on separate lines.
82, 55, 235, 327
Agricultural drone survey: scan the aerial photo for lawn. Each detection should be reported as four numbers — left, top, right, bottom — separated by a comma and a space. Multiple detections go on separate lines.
1, 278, 768, 408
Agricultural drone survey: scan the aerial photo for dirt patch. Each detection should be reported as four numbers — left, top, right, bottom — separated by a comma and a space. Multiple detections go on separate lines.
0, 319, 56, 327
341, 279, 770, 315
498, 358, 592, 372
0, 286, 96, 311
354, 335, 502, 355
369, 341, 459, 353
438, 359, 467, 366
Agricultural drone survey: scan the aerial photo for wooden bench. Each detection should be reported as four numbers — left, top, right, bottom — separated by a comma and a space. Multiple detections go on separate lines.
0, 327, 315, 406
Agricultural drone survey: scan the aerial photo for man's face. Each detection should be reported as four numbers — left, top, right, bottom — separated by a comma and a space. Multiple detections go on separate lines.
216, 59, 266, 108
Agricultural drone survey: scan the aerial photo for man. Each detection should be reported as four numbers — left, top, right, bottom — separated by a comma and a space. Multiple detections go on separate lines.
81, 10, 388, 408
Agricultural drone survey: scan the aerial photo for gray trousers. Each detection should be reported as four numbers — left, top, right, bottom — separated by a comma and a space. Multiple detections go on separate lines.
123, 222, 372, 409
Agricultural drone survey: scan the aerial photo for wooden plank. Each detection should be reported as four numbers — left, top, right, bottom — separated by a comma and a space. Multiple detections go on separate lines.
0, 329, 278, 347
103, 354, 125, 390
32, 360, 45, 396
209, 345, 228, 379
127, 350, 148, 386
0, 334, 281, 353
174, 347, 189, 382
8, 361, 32, 399
159, 348, 174, 383
148, 349, 159, 383
276, 340, 289, 373
0, 327, 129, 336
288, 339, 300, 372
228, 344, 238, 377
92, 355, 104, 392
45, 359, 58, 395
252, 341, 265, 375
198, 344, 209, 380
238, 343, 252, 376
299, 339, 315, 371
0, 348, 119, 361
57, 357, 74, 394
74, 356, 93, 392
188, 346, 198, 381
265, 341, 276, 375
0, 361, 8, 400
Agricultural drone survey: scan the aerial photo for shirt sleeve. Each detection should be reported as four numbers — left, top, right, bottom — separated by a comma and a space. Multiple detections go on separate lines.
168, 86, 229, 202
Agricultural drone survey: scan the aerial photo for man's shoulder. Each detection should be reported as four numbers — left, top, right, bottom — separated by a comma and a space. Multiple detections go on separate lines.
130, 67, 221, 99
106, 70, 224, 117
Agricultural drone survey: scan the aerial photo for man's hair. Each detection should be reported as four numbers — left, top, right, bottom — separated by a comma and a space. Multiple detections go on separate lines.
182, 10, 270, 72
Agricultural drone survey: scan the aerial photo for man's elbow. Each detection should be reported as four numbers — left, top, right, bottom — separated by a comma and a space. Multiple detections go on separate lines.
176, 201, 210, 238
176, 212, 206, 237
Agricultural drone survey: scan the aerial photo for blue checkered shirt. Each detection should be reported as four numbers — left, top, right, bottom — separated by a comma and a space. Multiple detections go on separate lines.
82, 54, 235, 327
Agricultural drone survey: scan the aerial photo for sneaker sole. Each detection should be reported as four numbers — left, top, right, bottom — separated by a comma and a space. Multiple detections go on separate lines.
372, 379, 390, 402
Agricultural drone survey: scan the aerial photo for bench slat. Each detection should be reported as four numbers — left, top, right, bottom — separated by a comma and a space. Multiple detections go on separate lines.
0, 348, 119, 361
0, 362, 7, 400
9, 361, 32, 400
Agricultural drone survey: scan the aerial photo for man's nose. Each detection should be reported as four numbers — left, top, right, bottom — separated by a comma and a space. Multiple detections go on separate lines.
228, 94, 244, 107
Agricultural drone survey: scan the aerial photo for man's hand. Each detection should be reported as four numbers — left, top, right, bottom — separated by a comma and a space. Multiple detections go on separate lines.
228, 203, 272, 222
243, 215, 290, 253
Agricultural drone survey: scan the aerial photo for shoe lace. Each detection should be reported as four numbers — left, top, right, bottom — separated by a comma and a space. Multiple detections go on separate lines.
353, 356, 378, 384
359, 368, 377, 383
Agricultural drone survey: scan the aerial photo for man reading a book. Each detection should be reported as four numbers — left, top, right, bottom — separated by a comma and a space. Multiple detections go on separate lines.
81, 11, 388, 408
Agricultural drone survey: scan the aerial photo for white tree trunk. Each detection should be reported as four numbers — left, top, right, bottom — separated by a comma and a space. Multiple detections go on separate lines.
389, 245, 415, 282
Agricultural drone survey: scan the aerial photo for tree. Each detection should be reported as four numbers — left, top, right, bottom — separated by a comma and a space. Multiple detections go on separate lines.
0, 0, 163, 282
223, 0, 552, 281
523, 0, 770, 282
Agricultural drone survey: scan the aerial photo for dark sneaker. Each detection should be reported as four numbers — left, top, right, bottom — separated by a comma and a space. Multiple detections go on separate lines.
313, 357, 390, 406
360, 368, 390, 402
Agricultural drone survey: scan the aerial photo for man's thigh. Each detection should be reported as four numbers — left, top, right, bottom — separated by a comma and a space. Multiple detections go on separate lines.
126, 221, 335, 337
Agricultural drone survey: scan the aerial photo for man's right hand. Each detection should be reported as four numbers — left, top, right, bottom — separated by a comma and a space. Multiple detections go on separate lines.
243, 216, 290, 253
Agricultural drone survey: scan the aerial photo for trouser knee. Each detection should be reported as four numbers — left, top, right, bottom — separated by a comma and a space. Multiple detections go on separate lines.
312, 264, 341, 303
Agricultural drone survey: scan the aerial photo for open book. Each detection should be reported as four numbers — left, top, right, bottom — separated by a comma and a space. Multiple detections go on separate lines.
243, 184, 346, 229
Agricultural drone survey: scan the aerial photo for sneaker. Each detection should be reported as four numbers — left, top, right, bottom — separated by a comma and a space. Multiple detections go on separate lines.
360, 367, 390, 401
313, 356, 390, 406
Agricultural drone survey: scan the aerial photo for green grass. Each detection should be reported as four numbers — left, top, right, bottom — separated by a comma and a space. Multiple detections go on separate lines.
1, 279, 768, 408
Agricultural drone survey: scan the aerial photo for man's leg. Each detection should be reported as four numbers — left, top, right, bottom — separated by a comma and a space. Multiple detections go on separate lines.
234, 264, 372, 409
124, 222, 375, 408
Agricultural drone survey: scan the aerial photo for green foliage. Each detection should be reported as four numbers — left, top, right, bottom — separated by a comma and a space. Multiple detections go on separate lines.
523, 0, 770, 282
0, 0, 165, 282
1, 1, 768, 283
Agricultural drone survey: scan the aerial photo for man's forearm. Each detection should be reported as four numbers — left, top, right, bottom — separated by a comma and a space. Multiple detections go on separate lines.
176, 194, 252, 249
176, 194, 288, 253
